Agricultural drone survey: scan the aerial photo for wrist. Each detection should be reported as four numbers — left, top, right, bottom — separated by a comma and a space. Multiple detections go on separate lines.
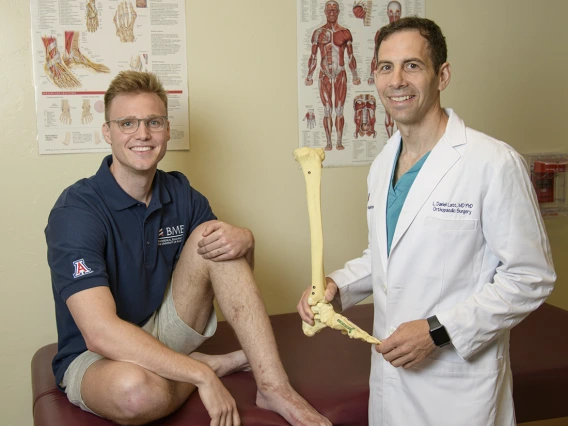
427, 315, 451, 347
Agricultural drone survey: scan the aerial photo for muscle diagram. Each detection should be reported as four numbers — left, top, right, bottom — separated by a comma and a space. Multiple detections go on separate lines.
81, 100, 93, 124
367, 1, 401, 138
42, 36, 81, 89
294, 147, 380, 345
303, 109, 316, 129
85, 0, 99, 32
63, 31, 110, 74
60, 99, 72, 124
305, 1, 361, 151
353, 94, 376, 138
114, 1, 137, 43
352, 0, 373, 26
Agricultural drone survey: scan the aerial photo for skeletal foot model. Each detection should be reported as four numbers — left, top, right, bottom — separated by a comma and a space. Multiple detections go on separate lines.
63, 31, 110, 73
81, 100, 93, 124
60, 99, 72, 124
85, 0, 99, 32
294, 147, 380, 345
42, 36, 81, 89
113, 1, 137, 42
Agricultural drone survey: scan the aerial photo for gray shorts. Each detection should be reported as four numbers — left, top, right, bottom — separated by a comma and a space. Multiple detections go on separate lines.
61, 279, 217, 415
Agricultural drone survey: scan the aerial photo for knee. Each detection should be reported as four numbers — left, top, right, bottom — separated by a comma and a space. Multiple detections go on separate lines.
111, 369, 171, 424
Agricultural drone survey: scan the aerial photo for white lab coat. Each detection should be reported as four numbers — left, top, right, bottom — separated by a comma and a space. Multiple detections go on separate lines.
329, 109, 555, 426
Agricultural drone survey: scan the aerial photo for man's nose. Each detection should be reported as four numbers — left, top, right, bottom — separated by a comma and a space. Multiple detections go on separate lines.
135, 120, 151, 138
389, 66, 406, 88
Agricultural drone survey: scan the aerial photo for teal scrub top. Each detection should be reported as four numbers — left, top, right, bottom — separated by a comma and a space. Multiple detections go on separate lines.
386, 144, 431, 256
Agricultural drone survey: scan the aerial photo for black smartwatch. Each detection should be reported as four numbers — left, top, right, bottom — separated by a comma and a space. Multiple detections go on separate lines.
427, 315, 451, 347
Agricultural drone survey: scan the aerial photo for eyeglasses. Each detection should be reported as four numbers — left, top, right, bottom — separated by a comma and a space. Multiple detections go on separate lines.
105, 116, 168, 134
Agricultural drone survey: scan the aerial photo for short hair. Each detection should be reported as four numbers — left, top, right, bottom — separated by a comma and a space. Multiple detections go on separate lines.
375, 17, 447, 73
104, 71, 168, 121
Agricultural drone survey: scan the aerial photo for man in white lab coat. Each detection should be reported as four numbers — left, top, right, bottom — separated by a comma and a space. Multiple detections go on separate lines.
298, 17, 556, 426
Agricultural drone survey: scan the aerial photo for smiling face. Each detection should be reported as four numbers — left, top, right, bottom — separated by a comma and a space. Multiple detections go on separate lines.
374, 30, 450, 129
102, 92, 170, 180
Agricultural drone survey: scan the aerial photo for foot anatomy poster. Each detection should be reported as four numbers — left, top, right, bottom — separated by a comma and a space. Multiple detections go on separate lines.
297, 0, 425, 167
30, 0, 189, 154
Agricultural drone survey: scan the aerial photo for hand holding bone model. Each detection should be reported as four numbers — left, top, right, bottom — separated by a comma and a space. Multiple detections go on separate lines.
294, 147, 380, 345
114, 1, 137, 43
60, 100, 72, 124
81, 100, 93, 124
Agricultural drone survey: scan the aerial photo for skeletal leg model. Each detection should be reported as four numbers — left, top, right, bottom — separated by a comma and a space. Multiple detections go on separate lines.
294, 147, 380, 345
63, 31, 110, 73
42, 36, 81, 89
60, 99, 72, 124
81, 100, 93, 124
85, 0, 99, 32
113, 1, 137, 43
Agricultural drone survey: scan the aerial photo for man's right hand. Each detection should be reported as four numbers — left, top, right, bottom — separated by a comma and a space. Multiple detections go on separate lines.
197, 372, 240, 426
297, 277, 339, 325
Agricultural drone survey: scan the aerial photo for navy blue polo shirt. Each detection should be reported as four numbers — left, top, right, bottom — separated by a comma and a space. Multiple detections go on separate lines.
45, 155, 216, 388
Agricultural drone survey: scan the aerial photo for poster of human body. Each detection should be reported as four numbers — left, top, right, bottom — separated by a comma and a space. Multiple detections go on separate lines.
297, 0, 425, 167
30, 0, 189, 154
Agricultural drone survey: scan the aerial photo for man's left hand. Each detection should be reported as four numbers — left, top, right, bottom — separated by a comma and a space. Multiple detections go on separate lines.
376, 319, 435, 369
197, 221, 254, 261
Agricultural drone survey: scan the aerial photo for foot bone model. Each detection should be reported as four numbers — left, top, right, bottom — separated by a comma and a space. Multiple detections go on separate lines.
64, 32, 110, 73
42, 36, 81, 89
294, 147, 380, 345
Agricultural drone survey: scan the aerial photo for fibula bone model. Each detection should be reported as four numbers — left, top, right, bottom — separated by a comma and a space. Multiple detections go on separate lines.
294, 147, 380, 345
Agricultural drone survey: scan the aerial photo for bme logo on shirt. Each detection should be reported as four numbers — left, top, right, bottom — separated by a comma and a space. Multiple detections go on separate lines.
158, 225, 185, 246
73, 259, 93, 278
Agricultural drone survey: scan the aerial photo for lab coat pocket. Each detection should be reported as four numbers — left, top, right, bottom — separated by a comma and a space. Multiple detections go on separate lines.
383, 356, 502, 426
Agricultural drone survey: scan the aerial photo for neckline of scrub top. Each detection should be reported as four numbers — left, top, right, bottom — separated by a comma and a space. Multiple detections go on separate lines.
386, 143, 431, 255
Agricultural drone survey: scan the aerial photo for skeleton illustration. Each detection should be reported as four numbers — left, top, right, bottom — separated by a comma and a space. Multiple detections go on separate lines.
42, 36, 81, 89
62, 132, 71, 146
113, 1, 137, 43
81, 100, 93, 124
85, 0, 99, 32
63, 31, 110, 74
94, 131, 101, 144
60, 100, 72, 124
352, 1, 373, 26
294, 147, 380, 345
130, 54, 142, 71
303, 109, 316, 129
353, 94, 376, 138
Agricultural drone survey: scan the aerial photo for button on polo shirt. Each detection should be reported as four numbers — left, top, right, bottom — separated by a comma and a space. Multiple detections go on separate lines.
46, 155, 216, 388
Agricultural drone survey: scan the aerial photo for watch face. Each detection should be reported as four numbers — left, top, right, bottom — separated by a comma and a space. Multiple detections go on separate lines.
431, 326, 450, 346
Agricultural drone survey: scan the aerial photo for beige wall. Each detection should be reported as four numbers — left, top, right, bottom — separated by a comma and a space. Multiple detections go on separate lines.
1, 1, 567, 425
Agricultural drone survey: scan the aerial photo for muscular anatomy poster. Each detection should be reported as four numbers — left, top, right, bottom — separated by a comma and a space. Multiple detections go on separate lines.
30, 0, 190, 154
297, 0, 425, 167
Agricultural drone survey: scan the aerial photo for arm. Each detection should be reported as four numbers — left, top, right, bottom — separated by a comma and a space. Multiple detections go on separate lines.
437, 151, 555, 359
196, 220, 255, 269
346, 33, 360, 85
305, 32, 319, 85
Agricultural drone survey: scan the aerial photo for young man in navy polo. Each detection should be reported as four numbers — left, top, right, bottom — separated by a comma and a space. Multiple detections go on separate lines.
46, 71, 331, 426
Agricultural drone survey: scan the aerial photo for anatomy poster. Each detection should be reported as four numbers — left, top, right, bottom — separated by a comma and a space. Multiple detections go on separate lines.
297, 0, 425, 167
30, 0, 190, 154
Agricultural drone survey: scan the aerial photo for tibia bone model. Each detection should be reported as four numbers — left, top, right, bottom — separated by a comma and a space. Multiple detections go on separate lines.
85, 0, 99, 32
42, 36, 81, 89
64, 32, 110, 73
114, 1, 137, 43
294, 147, 380, 345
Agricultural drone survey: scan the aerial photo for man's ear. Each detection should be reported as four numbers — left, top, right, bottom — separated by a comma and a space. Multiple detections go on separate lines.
102, 122, 112, 145
438, 62, 451, 91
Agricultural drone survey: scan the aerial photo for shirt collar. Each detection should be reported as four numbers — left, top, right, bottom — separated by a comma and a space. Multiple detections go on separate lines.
95, 155, 171, 211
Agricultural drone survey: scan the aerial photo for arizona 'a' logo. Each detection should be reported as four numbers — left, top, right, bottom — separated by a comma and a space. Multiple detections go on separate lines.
73, 259, 93, 278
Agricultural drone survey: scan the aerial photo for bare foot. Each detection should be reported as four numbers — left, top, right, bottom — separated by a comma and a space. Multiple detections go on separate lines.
324, 143, 332, 151
189, 350, 251, 378
336, 143, 345, 150
256, 383, 331, 426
